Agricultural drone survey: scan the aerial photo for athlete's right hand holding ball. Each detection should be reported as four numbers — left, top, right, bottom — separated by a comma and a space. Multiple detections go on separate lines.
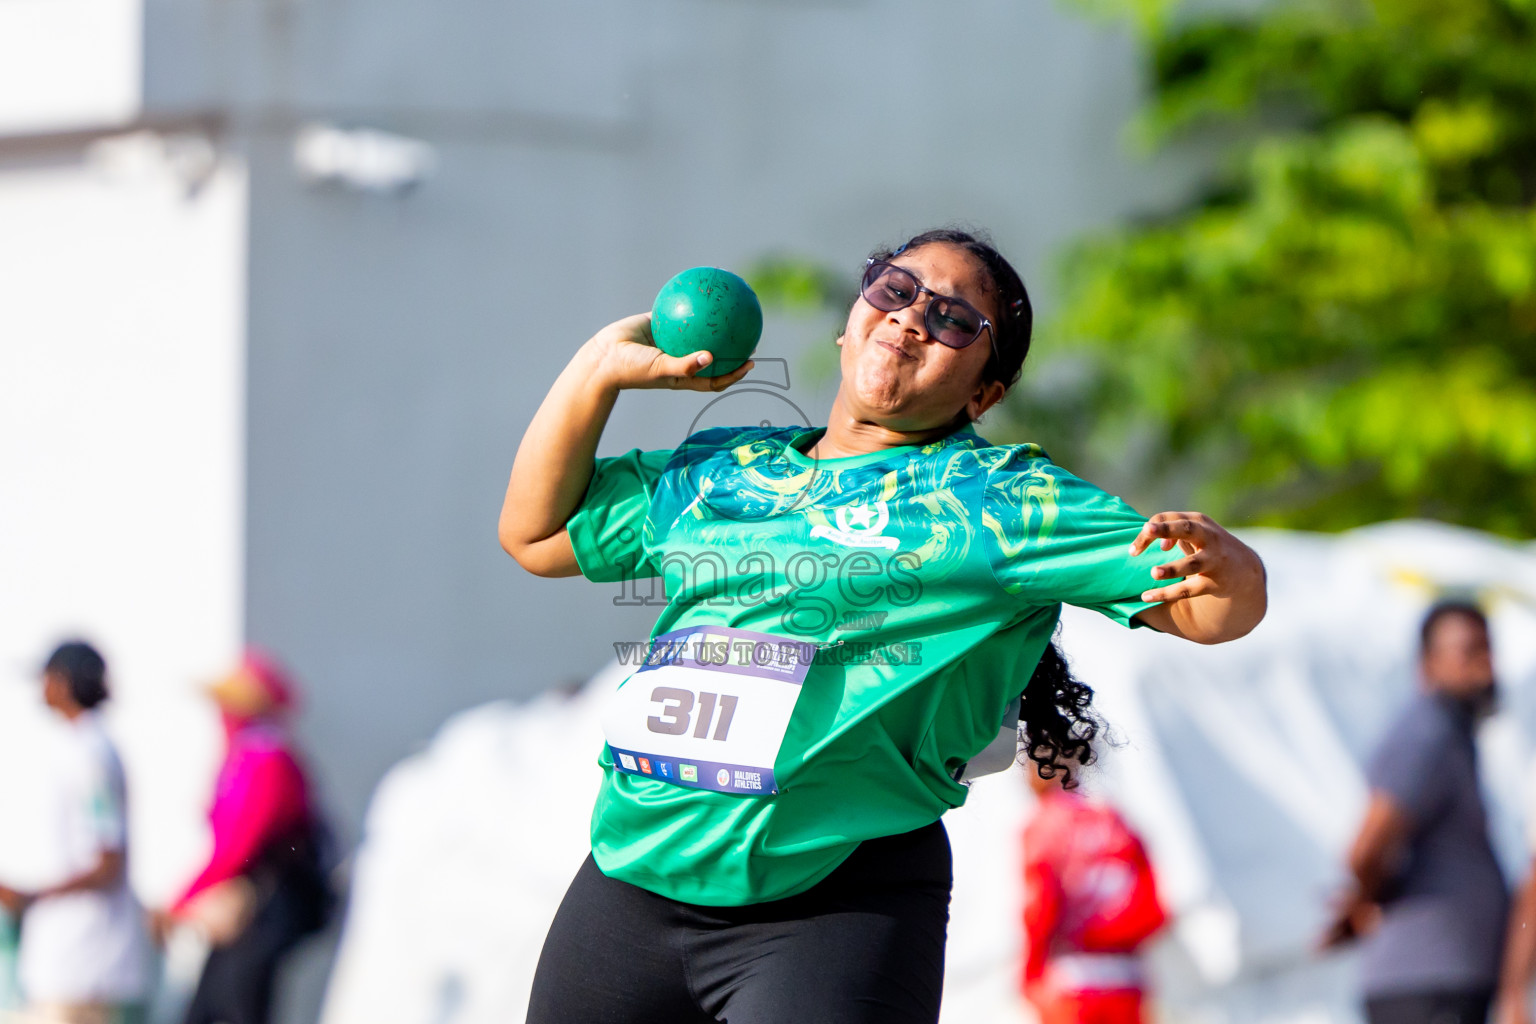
584, 313, 754, 394
500, 313, 753, 578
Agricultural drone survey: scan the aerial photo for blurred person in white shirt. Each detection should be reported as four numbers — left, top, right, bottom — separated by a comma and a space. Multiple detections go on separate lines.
0, 641, 150, 1024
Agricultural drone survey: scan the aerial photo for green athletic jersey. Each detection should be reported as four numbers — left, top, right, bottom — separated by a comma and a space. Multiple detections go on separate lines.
567, 423, 1171, 906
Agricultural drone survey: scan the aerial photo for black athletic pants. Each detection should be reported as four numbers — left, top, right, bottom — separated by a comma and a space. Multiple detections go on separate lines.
526, 820, 953, 1024
1365, 989, 1495, 1024
181, 883, 318, 1024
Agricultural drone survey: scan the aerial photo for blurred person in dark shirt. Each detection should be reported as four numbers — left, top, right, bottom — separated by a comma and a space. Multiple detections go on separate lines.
1323, 601, 1508, 1024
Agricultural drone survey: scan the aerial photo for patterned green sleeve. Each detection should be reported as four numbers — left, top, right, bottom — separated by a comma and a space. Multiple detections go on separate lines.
566, 447, 674, 583
982, 449, 1176, 627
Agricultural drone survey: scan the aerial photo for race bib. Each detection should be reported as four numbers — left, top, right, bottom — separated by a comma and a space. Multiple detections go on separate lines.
602, 625, 814, 795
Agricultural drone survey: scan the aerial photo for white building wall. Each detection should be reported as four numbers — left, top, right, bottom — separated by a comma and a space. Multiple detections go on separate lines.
138, 0, 1205, 842
0, 0, 142, 134
0, 142, 248, 907
1, 4, 1206, 1017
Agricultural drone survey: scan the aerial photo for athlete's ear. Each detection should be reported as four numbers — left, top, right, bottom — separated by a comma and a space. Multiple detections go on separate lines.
966, 380, 1006, 422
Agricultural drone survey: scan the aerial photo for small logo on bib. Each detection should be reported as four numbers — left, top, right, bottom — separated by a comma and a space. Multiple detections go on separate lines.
618, 752, 638, 772
716, 768, 732, 787
680, 764, 698, 782
809, 501, 899, 550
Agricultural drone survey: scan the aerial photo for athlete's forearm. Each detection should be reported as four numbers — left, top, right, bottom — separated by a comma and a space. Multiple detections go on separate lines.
500, 341, 619, 572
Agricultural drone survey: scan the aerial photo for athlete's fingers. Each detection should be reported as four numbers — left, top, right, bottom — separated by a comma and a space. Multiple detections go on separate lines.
615, 311, 655, 346
653, 350, 730, 390
1130, 512, 1211, 556
1141, 574, 1215, 605
1130, 514, 1176, 556
1151, 551, 1207, 580
666, 357, 756, 393
648, 349, 715, 385
1153, 514, 1210, 539
705, 360, 756, 392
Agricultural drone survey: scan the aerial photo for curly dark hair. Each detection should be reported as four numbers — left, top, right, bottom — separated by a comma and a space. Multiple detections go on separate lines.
1017, 637, 1101, 789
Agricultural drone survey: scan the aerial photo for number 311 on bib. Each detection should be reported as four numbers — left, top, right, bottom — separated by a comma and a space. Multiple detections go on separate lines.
601, 626, 811, 795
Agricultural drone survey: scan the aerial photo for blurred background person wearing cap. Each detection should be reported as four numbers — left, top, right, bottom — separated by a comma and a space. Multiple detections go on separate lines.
152, 650, 334, 1024
1021, 756, 1168, 1024
0, 640, 151, 1024
1322, 601, 1509, 1024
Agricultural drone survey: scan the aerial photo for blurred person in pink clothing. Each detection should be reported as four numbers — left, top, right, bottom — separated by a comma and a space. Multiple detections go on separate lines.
153, 649, 333, 1024
1022, 754, 1168, 1024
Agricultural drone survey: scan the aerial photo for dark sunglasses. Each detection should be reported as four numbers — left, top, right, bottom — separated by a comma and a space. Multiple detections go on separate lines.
860, 258, 995, 350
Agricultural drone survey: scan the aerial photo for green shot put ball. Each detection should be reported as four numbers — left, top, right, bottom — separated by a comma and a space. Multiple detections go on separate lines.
651, 267, 763, 377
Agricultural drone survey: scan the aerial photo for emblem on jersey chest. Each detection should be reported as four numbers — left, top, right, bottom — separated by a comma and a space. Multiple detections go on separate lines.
809, 500, 899, 550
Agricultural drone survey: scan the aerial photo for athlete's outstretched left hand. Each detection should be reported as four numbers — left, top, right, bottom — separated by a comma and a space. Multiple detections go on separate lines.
1129, 512, 1267, 644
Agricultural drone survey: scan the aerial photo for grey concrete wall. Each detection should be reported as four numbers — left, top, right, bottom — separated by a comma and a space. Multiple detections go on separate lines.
142, 0, 1199, 876
134, 2, 1207, 1018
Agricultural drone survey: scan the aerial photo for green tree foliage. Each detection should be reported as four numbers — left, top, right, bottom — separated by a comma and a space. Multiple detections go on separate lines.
747, 255, 858, 315
1019, 0, 1536, 535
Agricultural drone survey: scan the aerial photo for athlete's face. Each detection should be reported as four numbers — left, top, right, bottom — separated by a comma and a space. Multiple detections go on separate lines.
835, 243, 1006, 431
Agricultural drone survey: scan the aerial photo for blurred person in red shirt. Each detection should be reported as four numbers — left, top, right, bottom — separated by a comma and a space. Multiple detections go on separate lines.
1022, 755, 1168, 1024
152, 649, 334, 1024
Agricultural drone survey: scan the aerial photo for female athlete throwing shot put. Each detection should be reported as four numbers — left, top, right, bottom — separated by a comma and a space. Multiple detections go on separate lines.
500, 228, 1266, 1024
